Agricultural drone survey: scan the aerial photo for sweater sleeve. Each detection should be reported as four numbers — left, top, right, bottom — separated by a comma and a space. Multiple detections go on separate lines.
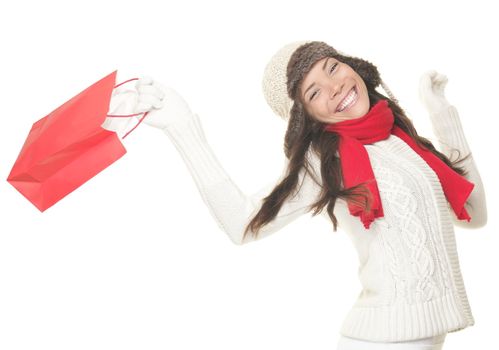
428, 105, 488, 229
161, 114, 323, 245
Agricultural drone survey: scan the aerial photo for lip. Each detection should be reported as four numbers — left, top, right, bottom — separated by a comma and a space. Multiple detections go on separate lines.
336, 85, 358, 112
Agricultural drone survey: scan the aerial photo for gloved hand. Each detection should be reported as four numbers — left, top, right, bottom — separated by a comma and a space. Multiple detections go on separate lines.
134, 76, 196, 130
103, 76, 196, 137
102, 85, 138, 138
418, 70, 451, 114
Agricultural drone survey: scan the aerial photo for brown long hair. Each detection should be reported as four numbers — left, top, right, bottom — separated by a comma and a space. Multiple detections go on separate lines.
243, 85, 471, 242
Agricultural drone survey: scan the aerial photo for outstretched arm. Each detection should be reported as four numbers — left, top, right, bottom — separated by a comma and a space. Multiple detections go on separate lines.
419, 71, 487, 229
163, 113, 322, 244
123, 77, 322, 244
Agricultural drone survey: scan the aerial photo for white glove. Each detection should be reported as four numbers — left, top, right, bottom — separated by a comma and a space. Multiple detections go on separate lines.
102, 85, 138, 138
418, 70, 451, 114
134, 77, 196, 130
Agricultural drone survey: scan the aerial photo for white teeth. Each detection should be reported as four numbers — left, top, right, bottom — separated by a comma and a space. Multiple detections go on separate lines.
337, 87, 357, 112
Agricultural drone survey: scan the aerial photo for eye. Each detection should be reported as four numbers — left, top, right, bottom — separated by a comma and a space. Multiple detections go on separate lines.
310, 90, 318, 100
329, 62, 338, 74
309, 63, 338, 101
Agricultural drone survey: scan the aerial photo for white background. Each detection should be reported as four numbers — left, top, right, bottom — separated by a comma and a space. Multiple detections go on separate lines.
0, 0, 497, 349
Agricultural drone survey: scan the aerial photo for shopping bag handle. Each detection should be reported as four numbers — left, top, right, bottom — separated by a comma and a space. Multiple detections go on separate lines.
106, 77, 149, 139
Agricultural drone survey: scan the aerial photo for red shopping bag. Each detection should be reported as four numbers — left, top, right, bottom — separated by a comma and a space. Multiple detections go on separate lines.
7, 70, 147, 212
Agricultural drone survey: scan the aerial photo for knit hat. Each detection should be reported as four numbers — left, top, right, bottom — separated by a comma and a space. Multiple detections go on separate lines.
262, 40, 398, 119
261, 41, 399, 150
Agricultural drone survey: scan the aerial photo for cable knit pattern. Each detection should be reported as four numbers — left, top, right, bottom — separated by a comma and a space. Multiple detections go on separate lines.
370, 146, 447, 305
338, 135, 474, 341
161, 105, 486, 342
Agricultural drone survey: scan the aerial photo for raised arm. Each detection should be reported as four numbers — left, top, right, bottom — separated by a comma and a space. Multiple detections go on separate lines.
124, 77, 322, 244
163, 113, 322, 244
419, 71, 487, 229
427, 105, 487, 229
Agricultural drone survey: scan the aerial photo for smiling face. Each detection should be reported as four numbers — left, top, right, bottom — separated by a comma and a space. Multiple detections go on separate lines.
299, 56, 370, 124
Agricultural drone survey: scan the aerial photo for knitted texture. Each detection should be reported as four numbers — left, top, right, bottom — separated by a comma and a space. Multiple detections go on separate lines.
339, 134, 474, 341
261, 40, 399, 121
262, 40, 311, 121
161, 104, 486, 342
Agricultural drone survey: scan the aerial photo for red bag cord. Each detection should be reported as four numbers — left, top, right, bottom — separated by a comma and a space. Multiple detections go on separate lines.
106, 77, 149, 139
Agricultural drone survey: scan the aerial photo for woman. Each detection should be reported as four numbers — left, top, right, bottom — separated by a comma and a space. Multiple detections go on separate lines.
106, 40, 487, 349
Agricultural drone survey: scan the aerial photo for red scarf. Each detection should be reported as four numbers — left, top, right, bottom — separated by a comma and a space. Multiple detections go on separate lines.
323, 99, 474, 229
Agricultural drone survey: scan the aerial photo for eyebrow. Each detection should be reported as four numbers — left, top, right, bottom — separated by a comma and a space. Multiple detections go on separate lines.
302, 57, 330, 100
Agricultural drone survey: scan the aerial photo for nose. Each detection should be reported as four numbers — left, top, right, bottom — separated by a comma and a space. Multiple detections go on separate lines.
328, 81, 342, 100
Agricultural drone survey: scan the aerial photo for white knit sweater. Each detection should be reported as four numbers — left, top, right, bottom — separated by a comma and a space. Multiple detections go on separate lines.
161, 105, 487, 342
